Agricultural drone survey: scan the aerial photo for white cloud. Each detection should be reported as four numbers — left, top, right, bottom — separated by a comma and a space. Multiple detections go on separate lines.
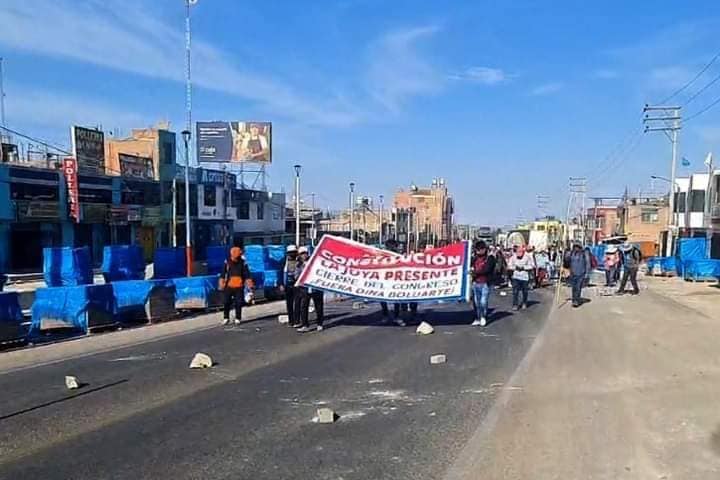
647, 65, 694, 91
529, 82, 564, 96
6, 87, 148, 132
365, 25, 445, 112
0, 0, 362, 127
449, 66, 513, 85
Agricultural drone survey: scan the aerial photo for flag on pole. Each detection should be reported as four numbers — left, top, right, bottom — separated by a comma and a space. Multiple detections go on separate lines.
681, 157, 691, 167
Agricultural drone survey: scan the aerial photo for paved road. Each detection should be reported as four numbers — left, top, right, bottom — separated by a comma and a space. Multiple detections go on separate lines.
0, 288, 553, 480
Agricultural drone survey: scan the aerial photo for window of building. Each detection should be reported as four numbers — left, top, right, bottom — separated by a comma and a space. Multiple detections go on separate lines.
256, 202, 264, 220
537, 225, 545, 231
641, 208, 659, 223
237, 201, 250, 220
689, 189, 705, 213
674, 192, 686, 213
204, 185, 216, 207
10, 182, 59, 201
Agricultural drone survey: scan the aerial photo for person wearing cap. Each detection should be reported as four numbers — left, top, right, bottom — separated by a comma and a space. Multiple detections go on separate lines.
563, 243, 588, 308
617, 242, 642, 295
220, 246, 253, 325
283, 245, 299, 327
604, 245, 620, 287
470, 240, 496, 326
294, 246, 315, 333
509, 245, 533, 310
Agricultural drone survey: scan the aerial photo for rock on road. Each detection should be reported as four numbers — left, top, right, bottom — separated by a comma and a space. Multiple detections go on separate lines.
0, 289, 553, 480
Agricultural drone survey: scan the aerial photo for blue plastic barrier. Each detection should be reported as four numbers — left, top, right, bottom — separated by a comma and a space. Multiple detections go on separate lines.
660, 257, 677, 274
0, 292, 25, 343
243, 245, 265, 272
206, 246, 229, 275
173, 275, 219, 309
682, 259, 720, 281
30, 284, 116, 335
263, 270, 280, 288
43, 247, 93, 287
591, 245, 607, 269
676, 238, 708, 275
111, 279, 176, 323
153, 248, 186, 279
101, 245, 145, 282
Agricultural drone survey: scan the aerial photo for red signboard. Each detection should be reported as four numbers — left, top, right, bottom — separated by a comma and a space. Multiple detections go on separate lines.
63, 157, 80, 222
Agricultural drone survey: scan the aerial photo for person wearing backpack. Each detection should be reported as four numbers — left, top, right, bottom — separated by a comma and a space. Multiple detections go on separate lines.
617, 242, 642, 295
563, 243, 588, 308
470, 240, 496, 326
220, 246, 253, 325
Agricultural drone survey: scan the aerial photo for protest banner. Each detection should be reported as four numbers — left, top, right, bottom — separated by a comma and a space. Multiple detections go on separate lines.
296, 235, 470, 303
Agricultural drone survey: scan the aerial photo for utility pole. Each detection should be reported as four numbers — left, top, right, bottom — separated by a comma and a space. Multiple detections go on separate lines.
644, 104, 681, 256
311, 192, 316, 246
379, 194, 384, 245
536, 194, 550, 219
0, 57, 6, 137
348, 182, 355, 241
566, 177, 587, 246
182, 0, 195, 275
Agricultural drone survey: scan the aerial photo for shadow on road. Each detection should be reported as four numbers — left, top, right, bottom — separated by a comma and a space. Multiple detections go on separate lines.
0, 379, 129, 422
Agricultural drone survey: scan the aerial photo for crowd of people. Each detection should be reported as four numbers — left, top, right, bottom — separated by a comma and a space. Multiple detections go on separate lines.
216, 238, 644, 332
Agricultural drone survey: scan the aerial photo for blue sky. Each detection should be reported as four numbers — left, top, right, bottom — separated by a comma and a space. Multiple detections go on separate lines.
3, 0, 720, 225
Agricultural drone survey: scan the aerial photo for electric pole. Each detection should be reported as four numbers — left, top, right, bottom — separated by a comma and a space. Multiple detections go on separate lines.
643, 104, 681, 256
566, 177, 587, 245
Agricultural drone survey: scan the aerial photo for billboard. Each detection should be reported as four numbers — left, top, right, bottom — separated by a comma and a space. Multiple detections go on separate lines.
119, 153, 154, 180
197, 121, 271, 164
63, 157, 80, 223
71, 126, 105, 175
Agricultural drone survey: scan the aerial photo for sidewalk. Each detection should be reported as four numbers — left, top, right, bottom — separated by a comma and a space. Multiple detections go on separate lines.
445, 279, 720, 479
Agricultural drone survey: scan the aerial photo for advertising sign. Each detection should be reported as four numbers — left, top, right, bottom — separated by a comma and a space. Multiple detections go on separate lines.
119, 153, 154, 180
200, 168, 227, 185
297, 235, 469, 302
63, 157, 80, 223
71, 126, 105, 175
197, 121, 272, 164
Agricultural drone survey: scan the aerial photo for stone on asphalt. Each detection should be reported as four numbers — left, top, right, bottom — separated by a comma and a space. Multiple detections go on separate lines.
430, 354, 447, 364
65, 375, 80, 390
317, 407, 336, 424
278, 314, 289, 324
189, 353, 213, 369
416, 321, 434, 335
352, 301, 363, 310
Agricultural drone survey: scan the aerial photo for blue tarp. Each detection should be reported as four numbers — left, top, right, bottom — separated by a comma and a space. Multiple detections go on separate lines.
682, 259, 720, 280
111, 280, 156, 312
101, 245, 145, 282
243, 245, 265, 272
206, 246, 229, 275
153, 248, 186, 279
263, 270, 280, 288
675, 238, 708, 275
43, 247, 93, 287
172, 275, 218, 309
646, 257, 661, 270
661, 257, 677, 274
30, 284, 115, 335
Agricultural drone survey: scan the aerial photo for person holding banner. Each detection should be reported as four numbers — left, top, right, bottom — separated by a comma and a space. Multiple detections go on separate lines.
282, 245, 299, 327
471, 241, 496, 327
509, 246, 533, 311
380, 239, 408, 327
294, 246, 318, 333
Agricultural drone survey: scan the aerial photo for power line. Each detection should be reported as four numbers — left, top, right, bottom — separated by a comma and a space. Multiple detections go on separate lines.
659, 50, 720, 104
685, 95, 720, 123
683, 70, 720, 106
0, 125, 70, 155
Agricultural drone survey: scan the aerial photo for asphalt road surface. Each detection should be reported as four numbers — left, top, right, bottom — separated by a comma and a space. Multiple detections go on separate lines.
0, 288, 553, 480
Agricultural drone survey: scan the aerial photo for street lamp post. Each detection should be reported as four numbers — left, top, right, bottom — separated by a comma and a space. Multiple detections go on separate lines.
294, 165, 301, 247
310, 192, 316, 246
349, 182, 355, 241
181, 129, 192, 276
379, 194, 384, 245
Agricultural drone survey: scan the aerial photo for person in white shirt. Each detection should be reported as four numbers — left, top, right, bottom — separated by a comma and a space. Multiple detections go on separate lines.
509, 246, 533, 310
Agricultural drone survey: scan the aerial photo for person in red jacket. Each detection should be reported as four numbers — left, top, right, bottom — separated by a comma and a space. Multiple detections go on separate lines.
471, 241, 496, 327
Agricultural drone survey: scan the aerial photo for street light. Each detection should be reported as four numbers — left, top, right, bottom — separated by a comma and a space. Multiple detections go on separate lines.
294, 165, 302, 246
379, 194, 384, 245
181, 129, 192, 276
349, 182, 355, 241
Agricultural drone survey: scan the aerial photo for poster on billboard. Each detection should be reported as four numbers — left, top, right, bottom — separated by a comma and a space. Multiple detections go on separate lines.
197, 121, 271, 164
119, 153, 154, 180
63, 157, 80, 223
296, 235, 470, 303
71, 126, 105, 175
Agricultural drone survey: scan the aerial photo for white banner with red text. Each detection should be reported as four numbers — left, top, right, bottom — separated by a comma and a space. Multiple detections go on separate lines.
296, 235, 470, 303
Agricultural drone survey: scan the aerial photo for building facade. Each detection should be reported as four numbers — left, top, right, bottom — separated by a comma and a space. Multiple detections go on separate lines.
393, 178, 454, 250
